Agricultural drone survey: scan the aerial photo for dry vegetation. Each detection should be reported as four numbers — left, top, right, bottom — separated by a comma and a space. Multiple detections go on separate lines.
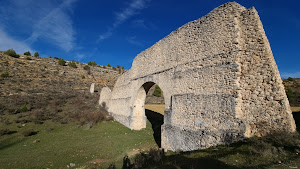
283, 78, 300, 107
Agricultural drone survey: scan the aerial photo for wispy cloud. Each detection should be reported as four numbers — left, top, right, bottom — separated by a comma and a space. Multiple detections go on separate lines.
280, 72, 300, 78
0, 28, 33, 53
126, 36, 144, 46
27, 0, 77, 52
131, 19, 157, 30
99, 0, 151, 41
75, 53, 85, 61
0, 0, 77, 52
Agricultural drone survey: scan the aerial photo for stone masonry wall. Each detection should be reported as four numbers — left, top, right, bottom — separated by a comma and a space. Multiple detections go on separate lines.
99, 2, 296, 152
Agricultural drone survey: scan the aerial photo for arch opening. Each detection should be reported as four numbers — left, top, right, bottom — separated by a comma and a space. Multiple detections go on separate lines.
131, 82, 165, 147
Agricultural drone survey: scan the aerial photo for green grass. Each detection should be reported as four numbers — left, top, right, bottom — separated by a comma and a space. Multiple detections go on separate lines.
0, 119, 157, 168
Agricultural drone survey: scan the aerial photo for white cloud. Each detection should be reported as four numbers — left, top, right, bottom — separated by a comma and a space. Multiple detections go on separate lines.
27, 0, 77, 52
75, 53, 85, 61
0, 0, 77, 52
0, 28, 33, 54
99, 0, 150, 41
280, 72, 300, 78
126, 36, 143, 46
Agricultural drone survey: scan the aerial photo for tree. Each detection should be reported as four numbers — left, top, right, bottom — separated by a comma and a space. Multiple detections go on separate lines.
4, 49, 19, 58
153, 85, 162, 97
68, 60, 77, 68
58, 58, 66, 66
88, 61, 96, 66
288, 77, 294, 81
83, 65, 90, 71
24, 51, 31, 56
34, 52, 39, 57
117, 65, 120, 68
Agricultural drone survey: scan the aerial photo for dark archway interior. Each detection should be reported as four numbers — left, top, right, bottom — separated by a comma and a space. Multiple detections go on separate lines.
142, 82, 164, 148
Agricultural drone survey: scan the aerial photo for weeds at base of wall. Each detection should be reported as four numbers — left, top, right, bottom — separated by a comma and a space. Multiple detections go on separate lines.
109, 131, 300, 169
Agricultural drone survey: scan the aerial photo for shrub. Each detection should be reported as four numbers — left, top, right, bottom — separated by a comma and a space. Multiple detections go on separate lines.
103, 66, 106, 68
15, 104, 28, 114
117, 65, 120, 68
107, 64, 111, 67
83, 65, 90, 71
112, 67, 117, 70
54, 57, 59, 60
23, 129, 38, 137
0, 129, 17, 136
88, 61, 97, 66
49, 56, 52, 58
288, 77, 294, 81
153, 85, 162, 97
4, 49, 19, 58
82, 75, 85, 79
68, 60, 77, 68
248, 131, 300, 157
76, 61, 79, 64
122, 66, 124, 69
26, 56, 32, 60
120, 149, 164, 169
34, 52, 39, 57
58, 58, 66, 66
24, 51, 31, 56
119, 69, 121, 74
1, 72, 9, 78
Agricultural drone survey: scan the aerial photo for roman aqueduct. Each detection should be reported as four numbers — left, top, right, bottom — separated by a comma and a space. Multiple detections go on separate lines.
99, 2, 296, 151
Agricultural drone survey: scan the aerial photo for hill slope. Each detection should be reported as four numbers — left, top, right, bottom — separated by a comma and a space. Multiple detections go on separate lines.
0, 51, 121, 116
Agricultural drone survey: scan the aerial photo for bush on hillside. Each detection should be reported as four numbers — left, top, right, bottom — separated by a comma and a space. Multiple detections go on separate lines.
0, 129, 17, 136
54, 57, 59, 59
83, 65, 90, 71
58, 58, 66, 66
88, 61, 97, 66
24, 51, 31, 56
34, 52, 39, 57
26, 56, 32, 60
117, 65, 120, 68
4, 49, 19, 58
15, 104, 29, 114
288, 77, 294, 81
23, 129, 38, 137
107, 64, 111, 67
153, 85, 162, 97
68, 60, 77, 68
1, 72, 9, 78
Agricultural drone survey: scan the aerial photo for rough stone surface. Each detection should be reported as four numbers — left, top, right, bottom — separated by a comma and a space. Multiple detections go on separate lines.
99, 2, 296, 152
90, 83, 95, 94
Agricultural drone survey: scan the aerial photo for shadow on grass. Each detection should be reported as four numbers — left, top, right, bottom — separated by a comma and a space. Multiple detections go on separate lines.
145, 109, 163, 148
0, 135, 24, 151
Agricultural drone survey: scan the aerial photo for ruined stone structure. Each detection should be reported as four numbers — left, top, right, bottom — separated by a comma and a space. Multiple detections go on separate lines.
99, 2, 296, 151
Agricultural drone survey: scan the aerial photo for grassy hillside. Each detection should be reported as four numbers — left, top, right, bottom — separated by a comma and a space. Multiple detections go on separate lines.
283, 78, 300, 107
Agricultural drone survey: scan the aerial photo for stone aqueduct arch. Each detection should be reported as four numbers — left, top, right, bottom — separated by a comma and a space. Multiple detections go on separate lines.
99, 2, 296, 151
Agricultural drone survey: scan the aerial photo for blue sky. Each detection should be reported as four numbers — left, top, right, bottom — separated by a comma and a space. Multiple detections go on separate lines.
0, 0, 299, 78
